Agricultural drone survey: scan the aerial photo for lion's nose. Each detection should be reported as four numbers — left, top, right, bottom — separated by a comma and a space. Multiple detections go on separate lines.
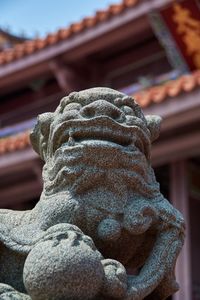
80, 100, 123, 120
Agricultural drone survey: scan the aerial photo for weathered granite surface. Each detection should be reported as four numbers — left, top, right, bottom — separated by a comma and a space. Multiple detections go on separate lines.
0, 88, 185, 299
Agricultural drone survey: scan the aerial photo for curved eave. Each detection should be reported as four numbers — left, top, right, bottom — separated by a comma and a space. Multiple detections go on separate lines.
0, 0, 173, 90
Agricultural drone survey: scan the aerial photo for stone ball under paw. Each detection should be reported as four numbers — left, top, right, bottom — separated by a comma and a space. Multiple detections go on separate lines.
23, 226, 104, 300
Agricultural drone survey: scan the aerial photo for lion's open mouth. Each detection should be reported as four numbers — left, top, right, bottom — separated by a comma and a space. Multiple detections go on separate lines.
50, 117, 150, 158
67, 130, 131, 146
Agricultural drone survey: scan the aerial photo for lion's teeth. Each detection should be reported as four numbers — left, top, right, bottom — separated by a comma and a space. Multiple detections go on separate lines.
68, 131, 75, 146
68, 136, 75, 146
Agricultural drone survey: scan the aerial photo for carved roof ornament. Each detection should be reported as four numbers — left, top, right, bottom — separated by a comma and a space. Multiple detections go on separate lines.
172, 2, 200, 69
0, 88, 185, 299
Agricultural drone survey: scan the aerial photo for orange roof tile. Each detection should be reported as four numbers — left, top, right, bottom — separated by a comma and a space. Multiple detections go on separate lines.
133, 70, 200, 107
1, 70, 200, 155
0, 131, 30, 155
0, 0, 139, 65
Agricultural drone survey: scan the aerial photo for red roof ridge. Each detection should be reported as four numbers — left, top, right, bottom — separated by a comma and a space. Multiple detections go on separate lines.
0, 0, 139, 65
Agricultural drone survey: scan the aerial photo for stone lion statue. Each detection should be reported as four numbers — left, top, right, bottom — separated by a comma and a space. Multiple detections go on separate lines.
0, 88, 184, 300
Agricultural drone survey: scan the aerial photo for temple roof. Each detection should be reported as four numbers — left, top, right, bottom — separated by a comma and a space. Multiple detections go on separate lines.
0, 0, 143, 65
0, 0, 199, 155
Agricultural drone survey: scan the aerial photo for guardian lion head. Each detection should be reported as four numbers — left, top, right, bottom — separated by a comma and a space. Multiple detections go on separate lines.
30, 88, 161, 200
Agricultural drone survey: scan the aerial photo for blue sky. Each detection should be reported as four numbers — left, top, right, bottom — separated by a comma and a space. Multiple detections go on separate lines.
0, 0, 117, 38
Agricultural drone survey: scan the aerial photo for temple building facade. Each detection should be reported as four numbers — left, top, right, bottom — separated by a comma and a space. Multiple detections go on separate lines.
0, 0, 200, 299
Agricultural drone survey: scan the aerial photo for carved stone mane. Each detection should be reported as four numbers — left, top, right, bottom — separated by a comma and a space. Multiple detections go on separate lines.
0, 88, 184, 300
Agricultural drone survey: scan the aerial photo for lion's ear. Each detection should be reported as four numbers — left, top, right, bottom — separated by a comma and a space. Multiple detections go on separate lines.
30, 112, 53, 161
145, 115, 162, 142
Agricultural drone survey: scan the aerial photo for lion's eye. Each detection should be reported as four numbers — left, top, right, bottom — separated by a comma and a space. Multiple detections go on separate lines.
64, 103, 82, 111
121, 105, 134, 115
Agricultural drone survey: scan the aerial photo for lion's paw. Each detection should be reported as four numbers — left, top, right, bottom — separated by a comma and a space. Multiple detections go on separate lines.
101, 259, 127, 299
0, 283, 30, 300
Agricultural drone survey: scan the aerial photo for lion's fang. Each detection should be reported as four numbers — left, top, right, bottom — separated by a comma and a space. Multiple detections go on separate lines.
68, 132, 75, 146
